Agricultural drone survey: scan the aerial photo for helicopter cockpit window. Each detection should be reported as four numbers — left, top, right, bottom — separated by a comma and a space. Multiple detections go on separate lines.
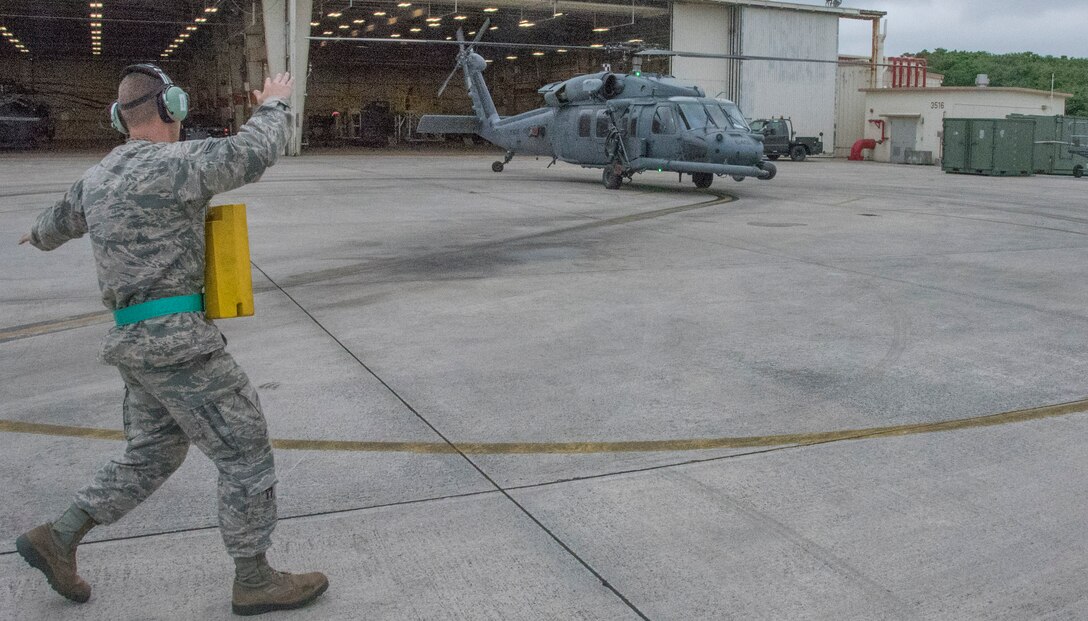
717, 103, 751, 131
652, 106, 677, 134
596, 110, 611, 138
678, 103, 711, 130
578, 112, 592, 137
705, 105, 729, 130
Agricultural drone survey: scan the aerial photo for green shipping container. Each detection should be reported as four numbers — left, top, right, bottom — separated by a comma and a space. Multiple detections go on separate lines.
942, 118, 1035, 177
1006, 114, 1088, 177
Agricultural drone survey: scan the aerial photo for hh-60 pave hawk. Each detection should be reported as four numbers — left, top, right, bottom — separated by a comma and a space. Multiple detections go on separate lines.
410, 22, 774, 190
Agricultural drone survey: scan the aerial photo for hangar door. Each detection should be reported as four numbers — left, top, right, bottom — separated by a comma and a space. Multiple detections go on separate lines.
671, 3, 839, 145
671, 3, 741, 101
738, 8, 838, 147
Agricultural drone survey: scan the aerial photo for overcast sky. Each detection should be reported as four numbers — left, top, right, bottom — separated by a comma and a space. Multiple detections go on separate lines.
786, 0, 1088, 58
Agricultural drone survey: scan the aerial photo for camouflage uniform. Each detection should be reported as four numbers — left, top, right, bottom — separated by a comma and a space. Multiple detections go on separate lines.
28, 97, 291, 558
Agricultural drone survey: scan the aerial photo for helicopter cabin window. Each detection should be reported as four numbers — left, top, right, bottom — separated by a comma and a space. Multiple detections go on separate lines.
578, 111, 592, 137
652, 106, 677, 134
629, 116, 638, 136
595, 110, 611, 138
678, 103, 711, 130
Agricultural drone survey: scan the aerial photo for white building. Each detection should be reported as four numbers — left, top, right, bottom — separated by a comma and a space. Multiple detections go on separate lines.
834, 59, 944, 157
858, 87, 1072, 164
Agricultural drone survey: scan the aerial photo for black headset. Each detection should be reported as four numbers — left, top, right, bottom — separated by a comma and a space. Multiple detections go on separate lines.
110, 64, 189, 134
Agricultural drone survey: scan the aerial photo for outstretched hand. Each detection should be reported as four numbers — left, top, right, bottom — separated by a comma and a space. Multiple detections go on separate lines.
253, 72, 295, 106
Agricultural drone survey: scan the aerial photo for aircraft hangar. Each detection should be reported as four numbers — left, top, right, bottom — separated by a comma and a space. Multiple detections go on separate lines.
0, 0, 883, 154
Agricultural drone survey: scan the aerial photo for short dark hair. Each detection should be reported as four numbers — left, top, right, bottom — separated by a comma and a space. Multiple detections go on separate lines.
117, 72, 163, 128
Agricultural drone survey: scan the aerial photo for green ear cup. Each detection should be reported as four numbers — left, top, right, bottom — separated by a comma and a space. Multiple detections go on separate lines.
110, 102, 128, 134
162, 85, 189, 123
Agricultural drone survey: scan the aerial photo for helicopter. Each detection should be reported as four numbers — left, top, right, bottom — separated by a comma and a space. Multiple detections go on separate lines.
414, 23, 775, 190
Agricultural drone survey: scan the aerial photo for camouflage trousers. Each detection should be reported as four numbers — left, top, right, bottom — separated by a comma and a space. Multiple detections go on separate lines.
74, 349, 277, 558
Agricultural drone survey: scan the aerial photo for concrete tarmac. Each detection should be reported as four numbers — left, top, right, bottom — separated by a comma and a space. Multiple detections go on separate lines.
2, 151, 1088, 619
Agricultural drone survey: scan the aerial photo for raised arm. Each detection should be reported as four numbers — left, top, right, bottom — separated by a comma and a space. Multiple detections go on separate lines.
184, 73, 296, 198
21, 178, 88, 251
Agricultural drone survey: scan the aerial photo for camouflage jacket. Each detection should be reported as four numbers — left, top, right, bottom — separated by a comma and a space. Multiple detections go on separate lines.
29, 97, 291, 368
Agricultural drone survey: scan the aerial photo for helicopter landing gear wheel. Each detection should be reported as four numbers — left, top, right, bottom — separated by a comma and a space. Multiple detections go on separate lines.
767, 154, 780, 161
692, 172, 714, 189
602, 165, 623, 190
732, 175, 745, 182
758, 162, 777, 181
493, 151, 514, 173
790, 145, 807, 162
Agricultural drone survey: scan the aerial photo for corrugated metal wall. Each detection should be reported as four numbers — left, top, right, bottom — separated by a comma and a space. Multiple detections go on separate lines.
671, 3, 839, 148
835, 64, 869, 157
739, 7, 838, 147
671, 3, 740, 101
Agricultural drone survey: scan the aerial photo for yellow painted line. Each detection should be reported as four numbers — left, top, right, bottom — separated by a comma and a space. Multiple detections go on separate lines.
2, 398, 1086, 455
0, 311, 112, 343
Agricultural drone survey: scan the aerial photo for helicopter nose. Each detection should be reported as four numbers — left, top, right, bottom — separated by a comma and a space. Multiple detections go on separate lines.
704, 131, 763, 165
705, 132, 729, 162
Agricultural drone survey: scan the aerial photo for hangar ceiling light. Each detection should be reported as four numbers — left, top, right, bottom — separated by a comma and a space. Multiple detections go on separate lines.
87, 2, 102, 56
1, 25, 30, 55
162, 2, 221, 59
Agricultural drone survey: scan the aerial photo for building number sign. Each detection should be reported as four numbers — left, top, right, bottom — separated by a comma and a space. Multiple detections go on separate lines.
930, 101, 945, 109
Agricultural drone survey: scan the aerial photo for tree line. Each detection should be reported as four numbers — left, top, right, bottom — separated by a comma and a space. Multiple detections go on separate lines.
911, 49, 1087, 116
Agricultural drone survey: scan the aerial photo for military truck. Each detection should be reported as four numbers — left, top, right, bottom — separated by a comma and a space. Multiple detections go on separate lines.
749, 117, 822, 161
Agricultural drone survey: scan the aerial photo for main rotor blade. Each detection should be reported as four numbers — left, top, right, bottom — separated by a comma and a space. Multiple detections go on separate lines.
638, 48, 905, 68
471, 18, 490, 46
309, 36, 604, 51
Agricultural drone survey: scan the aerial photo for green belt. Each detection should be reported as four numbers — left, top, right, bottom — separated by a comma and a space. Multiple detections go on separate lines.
114, 294, 204, 326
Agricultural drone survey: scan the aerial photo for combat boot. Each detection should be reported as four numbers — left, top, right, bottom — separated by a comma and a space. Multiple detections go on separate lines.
231, 557, 329, 616
15, 523, 92, 603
